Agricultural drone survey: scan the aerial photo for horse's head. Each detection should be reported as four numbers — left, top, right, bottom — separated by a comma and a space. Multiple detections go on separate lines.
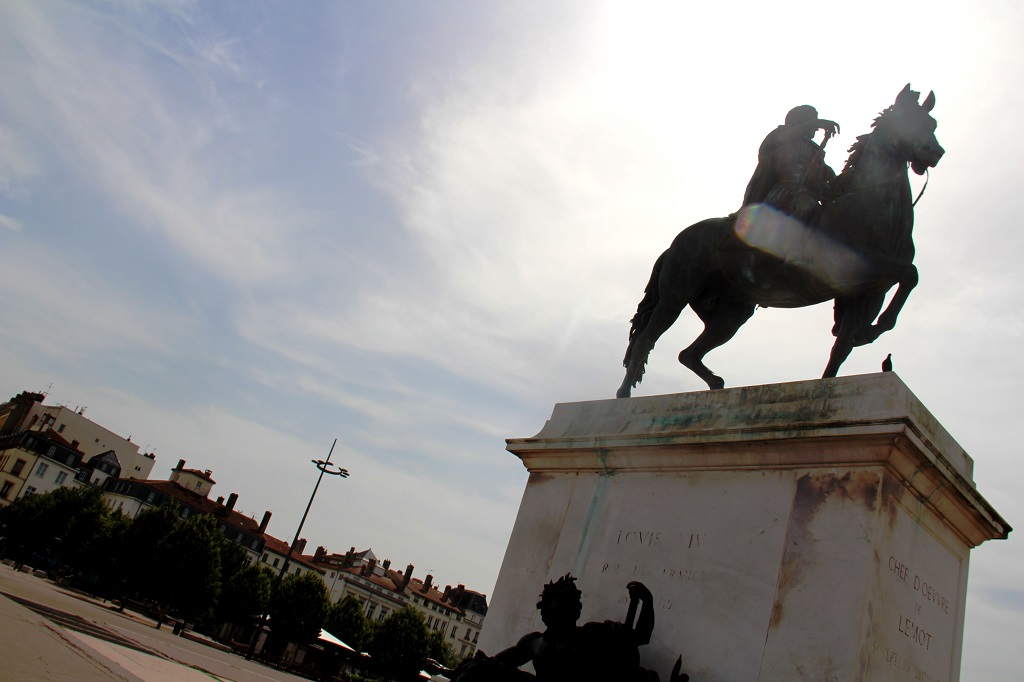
875, 84, 945, 175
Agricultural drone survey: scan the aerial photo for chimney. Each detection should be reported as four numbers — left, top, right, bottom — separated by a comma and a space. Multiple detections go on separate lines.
259, 510, 272, 533
362, 558, 377, 577
442, 585, 451, 602
204, 469, 212, 477
382, 559, 391, 571
293, 538, 307, 556
216, 496, 224, 505
226, 492, 238, 511
453, 584, 466, 603
175, 459, 185, 471
421, 574, 433, 593
401, 564, 414, 590
315, 546, 326, 561
71, 440, 80, 450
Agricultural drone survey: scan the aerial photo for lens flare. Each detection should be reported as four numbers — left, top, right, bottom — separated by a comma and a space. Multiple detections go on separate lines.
733, 204, 869, 292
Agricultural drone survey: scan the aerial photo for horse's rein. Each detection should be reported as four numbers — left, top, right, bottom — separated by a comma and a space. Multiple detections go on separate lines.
829, 166, 929, 206
912, 168, 929, 207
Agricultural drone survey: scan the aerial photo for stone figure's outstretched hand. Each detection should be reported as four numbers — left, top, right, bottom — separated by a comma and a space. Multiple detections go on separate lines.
626, 581, 652, 603
670, 655, 690, 682
819, 119, 840, 140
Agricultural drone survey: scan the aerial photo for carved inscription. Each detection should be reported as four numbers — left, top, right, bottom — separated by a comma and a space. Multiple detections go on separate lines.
616, 530, 663, 546
882, 646, 941, 682
885, 554, 953, 664
887, 555, 952, 616
599, 530, 709, 610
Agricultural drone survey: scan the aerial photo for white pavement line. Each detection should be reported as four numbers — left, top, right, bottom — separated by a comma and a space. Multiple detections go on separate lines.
100, 623, 287, 681
66, 631, 232, 682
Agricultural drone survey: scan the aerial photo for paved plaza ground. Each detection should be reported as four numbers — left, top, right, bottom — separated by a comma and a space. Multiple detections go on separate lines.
0, 564, 309, 682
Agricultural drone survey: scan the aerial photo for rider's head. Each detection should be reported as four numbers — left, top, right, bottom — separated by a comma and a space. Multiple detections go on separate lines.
785, 105, 819, 137
537, 574, 583, 629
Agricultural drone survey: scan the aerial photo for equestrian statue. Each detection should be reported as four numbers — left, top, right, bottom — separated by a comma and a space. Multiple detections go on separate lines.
617, 84, 943, 397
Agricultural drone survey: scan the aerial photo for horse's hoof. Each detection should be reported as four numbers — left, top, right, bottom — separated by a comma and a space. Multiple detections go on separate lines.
616, 387, 631, 399
707, 376, 725, 390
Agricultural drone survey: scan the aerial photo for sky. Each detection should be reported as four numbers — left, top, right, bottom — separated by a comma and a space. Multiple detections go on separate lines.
1, 0, 1021, 677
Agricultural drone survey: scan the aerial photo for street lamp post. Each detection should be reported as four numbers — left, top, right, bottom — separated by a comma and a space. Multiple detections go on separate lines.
245, 438, 349, 660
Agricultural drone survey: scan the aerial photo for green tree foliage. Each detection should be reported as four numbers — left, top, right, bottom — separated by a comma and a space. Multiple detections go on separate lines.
0, 486, 116, 577
119, 503, 181, 604
84, 507, 132, 595
366, 606, 431, 681
325, 595, 368, 650
425, 627, 457, 668
268, 571, 331, 648
217, 559, 274, 626
157, 513, 222, 620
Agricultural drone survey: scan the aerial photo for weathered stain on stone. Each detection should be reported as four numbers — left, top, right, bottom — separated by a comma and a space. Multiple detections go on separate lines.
771, 471, 880, 631
529, 472, 555, 485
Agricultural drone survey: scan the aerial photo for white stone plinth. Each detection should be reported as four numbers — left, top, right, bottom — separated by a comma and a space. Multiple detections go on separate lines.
482, 374, 1009, 682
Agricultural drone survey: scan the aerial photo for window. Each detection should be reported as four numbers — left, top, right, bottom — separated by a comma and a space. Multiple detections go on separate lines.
450, 627, 457, 639
66, 454, 74, 465
57, 424, 65, 433
146, 491, 155, 503
262, 553, 269, 562
1, 481, 13, 498
55, 471, 67, 485
35, 462, 49, 477
12, 459, 26, 476
366, 604, 377, 620
273, 558, 280, 568
47, 446, 56, 457
25, 486, 37, 496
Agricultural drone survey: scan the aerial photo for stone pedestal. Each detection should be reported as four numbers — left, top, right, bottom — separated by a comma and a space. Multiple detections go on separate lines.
482, 374, 1009, 682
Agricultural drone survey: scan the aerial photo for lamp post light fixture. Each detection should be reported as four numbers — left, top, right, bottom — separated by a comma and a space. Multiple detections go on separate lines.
245, 438, 349, 660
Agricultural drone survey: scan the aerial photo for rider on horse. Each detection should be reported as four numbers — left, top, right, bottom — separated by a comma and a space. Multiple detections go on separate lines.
742, 105, 840, 224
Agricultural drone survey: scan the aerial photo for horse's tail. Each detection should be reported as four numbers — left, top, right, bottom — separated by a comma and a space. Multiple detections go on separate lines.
623, 251, 665, 368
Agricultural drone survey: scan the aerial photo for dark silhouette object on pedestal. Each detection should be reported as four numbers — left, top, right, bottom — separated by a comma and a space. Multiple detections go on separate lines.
617, 85, 942, 397
450, 575, 686, 682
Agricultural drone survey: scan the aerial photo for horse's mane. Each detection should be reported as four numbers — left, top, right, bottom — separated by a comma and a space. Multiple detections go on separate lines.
840, 104, 896, 175
829, 103, 899, 198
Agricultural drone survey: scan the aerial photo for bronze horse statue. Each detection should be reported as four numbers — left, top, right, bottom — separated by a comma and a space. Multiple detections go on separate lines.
617, 85, 943, 397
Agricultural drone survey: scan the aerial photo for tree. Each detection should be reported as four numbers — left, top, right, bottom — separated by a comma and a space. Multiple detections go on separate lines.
156, 513, 222, 623
119, 503, 180, 605
366, 606, 431, 681
268, 571, 331, 649
325, 595, 368, 650
217, 559, 274, 627
0, 486, 119, 578
425, 627, 457, 669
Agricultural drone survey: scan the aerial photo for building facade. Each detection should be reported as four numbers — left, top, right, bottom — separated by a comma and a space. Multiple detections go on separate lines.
0, 429, 119, 505
102, 459, 270, 561
310, 547, 488, 659
0, 391, 155, 479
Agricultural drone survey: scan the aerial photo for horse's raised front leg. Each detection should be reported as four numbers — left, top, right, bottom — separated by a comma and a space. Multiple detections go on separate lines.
678, 296, 755, 390
853, 264, 918, 346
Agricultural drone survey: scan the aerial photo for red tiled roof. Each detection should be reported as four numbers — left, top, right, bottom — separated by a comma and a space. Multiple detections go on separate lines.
177, 468, 216, 484
138, 480, 260, 535
262, 535, 324, 573
38, 430, 84, 454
